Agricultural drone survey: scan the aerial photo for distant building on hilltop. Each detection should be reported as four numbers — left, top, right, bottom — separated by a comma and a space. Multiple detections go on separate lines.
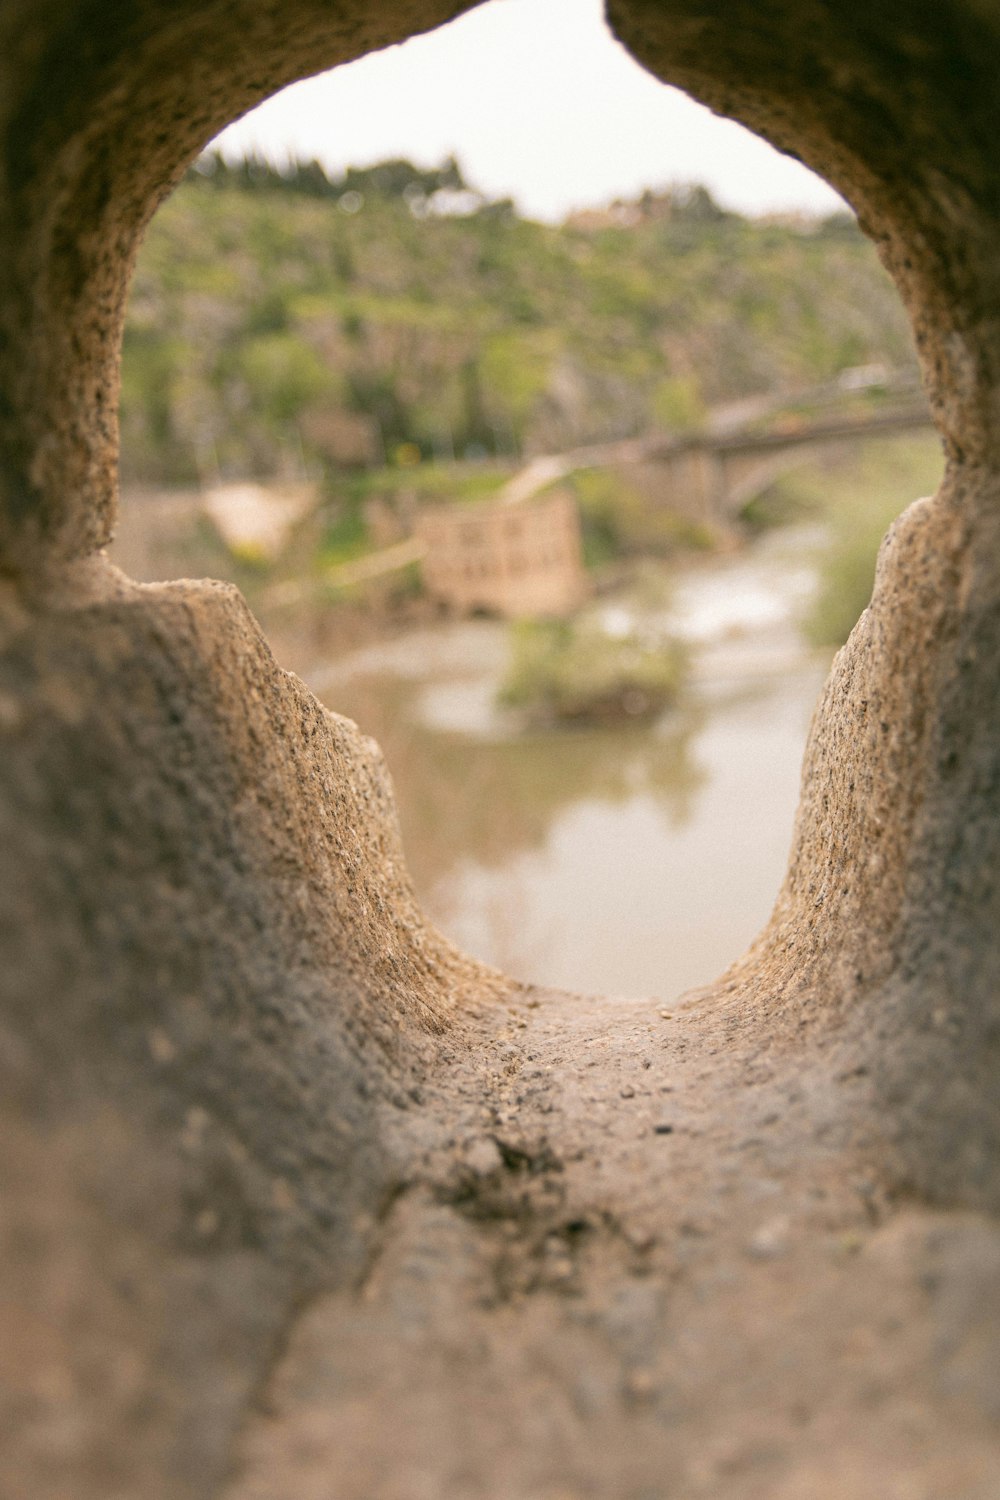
565, 202, 642, 232
415, 486, 587, 618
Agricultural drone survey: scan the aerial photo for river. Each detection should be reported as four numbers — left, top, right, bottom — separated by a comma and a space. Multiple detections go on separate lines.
307, 523, 834, 1002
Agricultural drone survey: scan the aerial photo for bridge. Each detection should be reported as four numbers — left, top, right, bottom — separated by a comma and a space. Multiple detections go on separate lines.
263, 378, 937, 612
630, 398, 935, 525
520, 379, 936, 530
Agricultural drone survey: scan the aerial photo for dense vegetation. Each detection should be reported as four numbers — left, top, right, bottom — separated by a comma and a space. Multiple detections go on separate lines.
798, 434, 943, 644
498, 616, 687, 725
121, 153, 917, 487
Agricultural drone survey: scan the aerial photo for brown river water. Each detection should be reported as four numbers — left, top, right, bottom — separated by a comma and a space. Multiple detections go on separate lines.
306, 524, 834, 1002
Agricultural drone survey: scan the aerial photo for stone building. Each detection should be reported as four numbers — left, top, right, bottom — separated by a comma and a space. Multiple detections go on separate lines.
415, 485, 587, 616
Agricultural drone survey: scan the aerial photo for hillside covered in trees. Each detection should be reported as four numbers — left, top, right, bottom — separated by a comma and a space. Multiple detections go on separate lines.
121, 153, 917, 486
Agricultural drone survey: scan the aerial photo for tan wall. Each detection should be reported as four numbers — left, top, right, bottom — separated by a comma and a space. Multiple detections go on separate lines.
416, 488, 587, 617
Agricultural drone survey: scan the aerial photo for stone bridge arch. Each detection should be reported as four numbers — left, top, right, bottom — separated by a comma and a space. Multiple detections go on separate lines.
715, 408, 941, 517
3, 2, 1000, 1495
622, 402, 940, 524
721, 445, 818, 515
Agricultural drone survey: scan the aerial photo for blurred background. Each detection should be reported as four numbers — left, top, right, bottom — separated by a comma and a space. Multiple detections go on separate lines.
113, 0, 943, 999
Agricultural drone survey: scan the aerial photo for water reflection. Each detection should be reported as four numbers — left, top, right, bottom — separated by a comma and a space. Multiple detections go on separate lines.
314, 654, 706, 887
307, 529, 832, 1001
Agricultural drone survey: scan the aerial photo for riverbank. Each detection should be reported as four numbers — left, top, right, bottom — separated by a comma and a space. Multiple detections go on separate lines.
303, 524, 834, 998
108, 435, 941, 997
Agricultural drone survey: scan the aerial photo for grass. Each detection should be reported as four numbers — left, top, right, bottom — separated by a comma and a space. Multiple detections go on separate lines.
568, 467, 717, 569
741, 433, 943, 646
344, 460, 512, 507
802, 433, 944, 645
318, 504, 370, 569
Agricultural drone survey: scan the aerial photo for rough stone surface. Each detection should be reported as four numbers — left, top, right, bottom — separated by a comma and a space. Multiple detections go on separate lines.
223, 995, 1000, 1499
0, 558, 507, 1494
2, 0, 1000, 1494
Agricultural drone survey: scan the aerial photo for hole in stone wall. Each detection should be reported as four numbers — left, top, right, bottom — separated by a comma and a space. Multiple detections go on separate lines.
112, 0, 944, 1000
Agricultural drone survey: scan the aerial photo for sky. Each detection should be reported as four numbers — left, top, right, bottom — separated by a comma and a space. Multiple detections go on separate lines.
215, 0, 847, 223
